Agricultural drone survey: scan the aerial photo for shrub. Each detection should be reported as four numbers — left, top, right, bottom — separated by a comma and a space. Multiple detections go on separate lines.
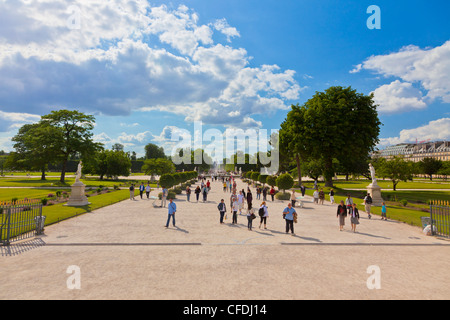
276, 192, 291, 200
172, 187, 182, 195
113, 185, 119, 190
41, 198, 48, 206
56, 190, 62, 198
266, 175, 277, 187
158, 190, 177, 200
400, 199, 408, 207
276, 173, 294, 192
159, 174, 175, 189
96, 187, 102, 193
11, 197, 18, 204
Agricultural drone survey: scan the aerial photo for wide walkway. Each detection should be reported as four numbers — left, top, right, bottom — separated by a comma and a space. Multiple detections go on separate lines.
0, 178, 449, 300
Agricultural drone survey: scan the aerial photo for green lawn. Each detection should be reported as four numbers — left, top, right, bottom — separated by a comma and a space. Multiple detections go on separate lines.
42, 189, 140, 226
330, 180, 450, 190
294, 183, 447, 228
0, 177, 155, 188
0, 189, 62, 202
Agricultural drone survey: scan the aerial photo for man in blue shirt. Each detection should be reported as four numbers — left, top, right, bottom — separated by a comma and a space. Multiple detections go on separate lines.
283, 203, 297, 235
162, 187, 168, 207
165, 198, 177, 228
139, 182, 145, 199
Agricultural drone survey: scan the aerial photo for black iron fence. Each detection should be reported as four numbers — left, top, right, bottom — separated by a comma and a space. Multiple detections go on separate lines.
0, 200, 44, 246
430, 201, 450, 238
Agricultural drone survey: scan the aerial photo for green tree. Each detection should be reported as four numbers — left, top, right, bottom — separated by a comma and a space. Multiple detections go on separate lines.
276, 173, 294, 193
159, 173, 175, 189
41, 110, 100, 183
10, 122, 62, 180
438, 161, 450, 179
145, 143, 166, 160
282, 87, 381, 188
419, 157, 443, 181
142, 158, 176, 177
377, 156, 414, 191
279, 104, 308, 186
266, 175, 277, 188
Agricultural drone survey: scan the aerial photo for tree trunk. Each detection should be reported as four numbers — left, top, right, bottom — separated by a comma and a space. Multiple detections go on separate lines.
296, 154, 302, 187
324, 157, 334, 188
60, 158, 67, 183
41, 167, 46, 180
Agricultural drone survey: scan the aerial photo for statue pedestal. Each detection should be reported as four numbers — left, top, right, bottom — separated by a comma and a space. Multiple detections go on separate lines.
65, 181, 90, 207
367, 182, 383, 206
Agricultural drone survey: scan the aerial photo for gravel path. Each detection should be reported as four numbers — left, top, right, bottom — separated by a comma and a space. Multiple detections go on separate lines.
1, 178, 449, 300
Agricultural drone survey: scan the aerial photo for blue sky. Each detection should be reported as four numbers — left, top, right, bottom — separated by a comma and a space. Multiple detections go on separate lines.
0, 0, 449, 158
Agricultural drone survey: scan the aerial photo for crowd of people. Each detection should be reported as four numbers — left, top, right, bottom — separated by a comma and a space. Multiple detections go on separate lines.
131, 175, 386, 235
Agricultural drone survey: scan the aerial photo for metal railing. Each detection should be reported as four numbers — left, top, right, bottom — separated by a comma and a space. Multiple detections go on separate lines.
0, 200, 44, 246
430, 201, 450, 238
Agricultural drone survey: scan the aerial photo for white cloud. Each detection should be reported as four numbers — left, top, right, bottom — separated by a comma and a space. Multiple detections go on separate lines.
0, 110, 40, 132
213, 18, 240, 42
372, 80, 427, 113
0, 1, 302, 131
356, 41, 450, 112
378, 118, 450, 147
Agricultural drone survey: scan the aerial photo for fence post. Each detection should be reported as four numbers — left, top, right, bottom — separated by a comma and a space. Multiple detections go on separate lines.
5, 207, 11, 246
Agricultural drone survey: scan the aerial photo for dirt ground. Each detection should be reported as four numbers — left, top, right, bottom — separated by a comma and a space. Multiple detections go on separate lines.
1, 178, 449, 300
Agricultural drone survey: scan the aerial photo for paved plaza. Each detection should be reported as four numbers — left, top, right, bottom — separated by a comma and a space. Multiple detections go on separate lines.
1, 178, 449, 300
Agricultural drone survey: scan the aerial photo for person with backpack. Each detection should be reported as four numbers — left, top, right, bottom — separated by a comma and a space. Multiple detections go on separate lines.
218, 199, 227, 224
364, 193, 373, 219
337, 200, 347, 231
259, 201, 269, 229
129, 184, 135, 201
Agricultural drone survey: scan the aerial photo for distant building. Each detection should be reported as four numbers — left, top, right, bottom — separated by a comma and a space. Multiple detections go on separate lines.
374, 141, 450, 162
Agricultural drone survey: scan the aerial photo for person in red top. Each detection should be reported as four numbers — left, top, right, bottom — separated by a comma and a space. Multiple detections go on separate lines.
270, 187, 276, 201
206, 180, 211, 191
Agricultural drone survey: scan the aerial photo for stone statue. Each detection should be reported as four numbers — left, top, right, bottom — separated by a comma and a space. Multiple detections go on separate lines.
75, 161, 83, 182
369, 163, 377, 184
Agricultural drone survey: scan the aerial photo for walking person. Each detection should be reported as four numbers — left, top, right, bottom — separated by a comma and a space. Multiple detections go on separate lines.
364, 193, 373, 219
186, 186, 191, 202
202, 185, 208, 202
283, 203, 297, 235
256, 186, 261, 200
165, 199, 177, 228
161, 187, 168, 207
337, 200, 347, 231
300, 184, 306, 197
329, 189, 335, 204
313, 189, 319, 204
247, 208, 255, 231
238, 191, 245, 215
145, 183, 151, 199
129, 184, 135, 200
218, 199, 227, 224
318, 188, 325, 205
381, 202, 388, 220
232, 199, 239, 224
246, 189, 253, 214
269, 187, 276, 202
259, 201, 269, 229
345, 194, 353, 215
195, 186, 201, 202
350, 203, 360, 233
291, 190, 297, 207
262, 187, 267, 201
139, 182, 145, 199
